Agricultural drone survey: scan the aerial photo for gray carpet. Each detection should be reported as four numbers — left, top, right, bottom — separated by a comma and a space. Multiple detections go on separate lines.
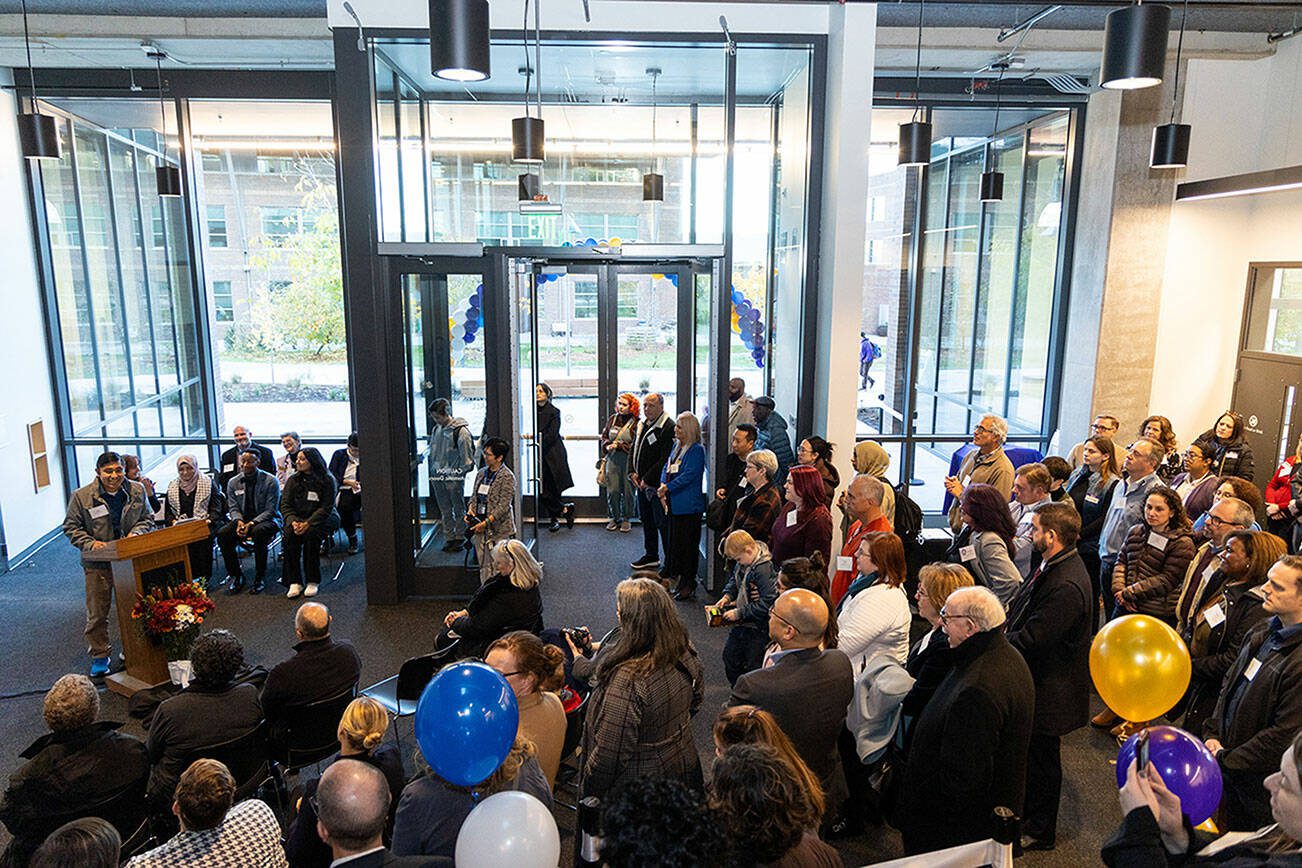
0, 527, 1125, 866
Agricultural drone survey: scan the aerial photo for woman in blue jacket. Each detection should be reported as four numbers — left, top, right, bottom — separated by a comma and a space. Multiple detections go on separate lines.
659, 412, 707, 601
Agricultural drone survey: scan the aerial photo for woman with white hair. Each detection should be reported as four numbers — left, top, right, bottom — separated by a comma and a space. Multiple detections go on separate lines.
164, 453, 225, 583
437, 538, 544, 658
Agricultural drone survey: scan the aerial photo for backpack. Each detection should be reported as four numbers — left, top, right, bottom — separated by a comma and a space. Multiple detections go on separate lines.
892, 482, 924, 546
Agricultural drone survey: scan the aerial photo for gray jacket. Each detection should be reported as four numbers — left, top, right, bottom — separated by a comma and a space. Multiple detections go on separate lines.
1099, 471, 1163, 561
960, 531, 1024, 607
63, 480, 154, 556
430, 417, 475, 480
225, 470, 281, 525
471, 464, 516, 545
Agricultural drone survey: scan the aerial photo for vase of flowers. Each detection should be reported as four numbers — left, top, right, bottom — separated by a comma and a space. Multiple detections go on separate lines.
130, 581, 216, 687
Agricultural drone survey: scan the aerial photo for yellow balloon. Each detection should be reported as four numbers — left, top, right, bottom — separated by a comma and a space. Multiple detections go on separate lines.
1090, 615, 1191, 722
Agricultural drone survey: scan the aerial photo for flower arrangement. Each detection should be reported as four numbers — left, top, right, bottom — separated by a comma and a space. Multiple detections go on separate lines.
130, 582, 216, 661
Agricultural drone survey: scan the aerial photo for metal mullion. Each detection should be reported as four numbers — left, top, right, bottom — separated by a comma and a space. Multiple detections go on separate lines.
126, 139, 166, 436
67, 122, 110, 433
764, 104, 780, 397
1040, 107, 1084, 452
392, 72, 407, 243
100, 134, 141, 439
1001, 129, 1033, 421
689, 103, 698, 244
154, 155, 188, 437
966, 151, 991, 431
928, 148, 953, 437
899, 120, 931, 489
420, 91, 434, 242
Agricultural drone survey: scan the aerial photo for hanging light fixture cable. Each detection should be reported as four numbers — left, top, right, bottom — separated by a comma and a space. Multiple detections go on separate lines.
1151, 0, 1192, 168
898, 0, 932, 166
980, 63, 1007, 201
1168, 0, 1189, 127
21, 0, 39, 111
913, 0, 924, 124
16, 0, 60, 159
153, 50, 181, 196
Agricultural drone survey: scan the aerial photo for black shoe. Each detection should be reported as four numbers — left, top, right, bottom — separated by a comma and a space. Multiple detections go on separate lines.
249, 578, 265, 595
564, 503, 576, 528
548, 519, 561, 533
347, 538, 359, 555
673, 586, 697, 602
226, 577, 245, 596
1020, 836, 1055, 852
631, 555, 660, 569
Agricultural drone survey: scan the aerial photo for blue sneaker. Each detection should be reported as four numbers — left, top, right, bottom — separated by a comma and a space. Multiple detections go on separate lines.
90, 656, 110, 677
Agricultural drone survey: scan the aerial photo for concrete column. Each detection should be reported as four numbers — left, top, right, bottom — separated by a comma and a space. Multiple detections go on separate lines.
813, 3, 876, 550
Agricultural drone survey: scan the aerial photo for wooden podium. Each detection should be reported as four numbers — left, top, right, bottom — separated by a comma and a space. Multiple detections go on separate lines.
82, 522, 212, 697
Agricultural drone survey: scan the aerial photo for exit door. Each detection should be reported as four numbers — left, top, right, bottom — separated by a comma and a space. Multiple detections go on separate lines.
1231, 263, 1302, 473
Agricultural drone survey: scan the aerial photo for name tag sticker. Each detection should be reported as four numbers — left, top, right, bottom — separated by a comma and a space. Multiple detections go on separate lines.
1227, 451, 1239, 460
1204, 563, 1218, 583
669, 462, 681, 474
959, 544, 977, 562
1085, 494, 1100, 504
837, 555, 853, 572
786, 510, 798, 527
88, 504, 109, 519
1204, 603, 1227, 628
647, 432, 657, 445
962, 475, 972, 488
234, 488, 244, 497
478, 484, 491, 495
306, 490, 320, 502
1245, 658, 1262, 681
1148, 531, 1168, 551
222, 463, 234, 472
738, 478, 748, 489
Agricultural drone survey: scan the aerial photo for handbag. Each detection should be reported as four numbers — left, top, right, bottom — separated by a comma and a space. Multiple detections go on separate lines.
596, 457, 607, 487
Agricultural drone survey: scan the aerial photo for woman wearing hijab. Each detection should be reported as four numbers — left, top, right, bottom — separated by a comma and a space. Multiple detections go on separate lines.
840, 440, 895, 532
164, 453, 225, 584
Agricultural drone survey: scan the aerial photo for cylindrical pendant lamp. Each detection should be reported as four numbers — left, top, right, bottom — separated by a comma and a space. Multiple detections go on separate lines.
513, 115, 545, 164
156, 164, 182, 198
1101, 3, 1171, 90
18, 111, 60, 160
898, 121, 932, 167
642, 172, 664, 202
429, 0, 491, 82
517, 172, 541, 201
980, 170, 1004, 202
1150, 123, 1191, 169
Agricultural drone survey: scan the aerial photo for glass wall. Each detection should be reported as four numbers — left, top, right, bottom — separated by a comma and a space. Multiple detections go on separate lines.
858, 106, 1073, 512
190, 100, 350, 442
38, 100, 206, 485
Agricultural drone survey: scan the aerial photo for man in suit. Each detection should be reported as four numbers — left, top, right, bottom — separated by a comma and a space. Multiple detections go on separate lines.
728, 589, 853, 812
217, 425, 276, 492
898, 586, 1035, 855
630, 392, 674, 570
317, 760, 448, 867
261, 603, 361, 741
217, 450, 281, 595
1004, 502, 1093, 851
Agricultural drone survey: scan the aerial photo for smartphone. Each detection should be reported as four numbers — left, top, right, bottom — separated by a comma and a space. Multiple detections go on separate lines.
1136, 731, 1151, 770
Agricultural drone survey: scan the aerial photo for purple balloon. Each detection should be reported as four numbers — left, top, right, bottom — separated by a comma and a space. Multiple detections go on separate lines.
1116, 726, 1223, 825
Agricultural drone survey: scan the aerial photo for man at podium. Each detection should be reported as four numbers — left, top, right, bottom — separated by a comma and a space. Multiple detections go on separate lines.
61, 451, 155, 678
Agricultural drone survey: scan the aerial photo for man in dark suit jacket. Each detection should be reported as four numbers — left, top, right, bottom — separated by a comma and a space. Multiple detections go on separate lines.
317, 760, 450, 867
217, 425, 276, 492
728, 588, 853, 810
898, 586, 1035, 856
630, 392, 675, 570
1004, 503, 1092, 851
261, 603, 362, 731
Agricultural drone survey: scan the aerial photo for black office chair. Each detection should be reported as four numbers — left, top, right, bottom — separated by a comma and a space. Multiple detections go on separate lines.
152, 724, 273, 838
0, 777, 149, 867
360, 641, 460, 755
267, 684, 358, 772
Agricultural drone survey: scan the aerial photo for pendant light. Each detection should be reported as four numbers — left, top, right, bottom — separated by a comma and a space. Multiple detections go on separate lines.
980, 62, 1007, 203
1150, 0, 1191, 168
898, 0, 931, 167
512, 0, 544, 163
429, 0, 491, 82
152, 51, 181, 197
16, 0, 60, 160
643, 67, 664, 202
1100, 2, 1171, 90
517, 171, 540, 201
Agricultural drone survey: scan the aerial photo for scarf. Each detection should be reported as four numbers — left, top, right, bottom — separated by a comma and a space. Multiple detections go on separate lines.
177, 454, 200, 494
168, 457, 212, 521
853, 440, 890, 477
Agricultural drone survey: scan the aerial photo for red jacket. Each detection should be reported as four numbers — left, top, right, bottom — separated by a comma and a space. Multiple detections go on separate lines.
830, 515, 892, 606
1265, 455, 1298, 508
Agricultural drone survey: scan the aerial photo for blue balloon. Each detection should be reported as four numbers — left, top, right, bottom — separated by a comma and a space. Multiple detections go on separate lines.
730, 290, 743, 305
668, 274, 679, 286
414, 662, 519, 787
1117, 727, 1223, 825
585, 238, 597, 247
736, 299, 753, 315
745, 307, 761, 322
562, 241, 572, 247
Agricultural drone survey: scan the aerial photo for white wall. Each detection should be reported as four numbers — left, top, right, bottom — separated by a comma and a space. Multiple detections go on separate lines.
1147, 39, 1302, 439
0, 76, 68, 562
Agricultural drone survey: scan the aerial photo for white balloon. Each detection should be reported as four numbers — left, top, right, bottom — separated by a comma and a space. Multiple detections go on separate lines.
455, 790, 560, 868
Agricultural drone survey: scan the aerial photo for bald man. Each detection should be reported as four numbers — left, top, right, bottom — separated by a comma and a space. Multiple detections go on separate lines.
261, 602, 362, 729
728, 589, 853, 814
316, 759, 447, 867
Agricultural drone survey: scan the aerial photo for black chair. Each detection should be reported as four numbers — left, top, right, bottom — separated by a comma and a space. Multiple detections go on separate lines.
179, 724, 271, 804
360, 642, 460, 754
267, 683, 358, 772
0, 777, 148, 867
554, 690, 590, 811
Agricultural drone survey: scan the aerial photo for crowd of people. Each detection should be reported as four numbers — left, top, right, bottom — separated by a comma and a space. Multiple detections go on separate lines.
23, 393, 1302, 866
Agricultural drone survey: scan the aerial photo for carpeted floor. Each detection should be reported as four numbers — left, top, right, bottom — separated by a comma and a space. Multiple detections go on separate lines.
0, 526, 1126, 866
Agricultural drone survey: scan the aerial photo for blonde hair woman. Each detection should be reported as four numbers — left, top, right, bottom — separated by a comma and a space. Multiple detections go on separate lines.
285, 696, 405, 867
438, 539, 544, 658
658, 412, 708, 600
487, 631, 568, 786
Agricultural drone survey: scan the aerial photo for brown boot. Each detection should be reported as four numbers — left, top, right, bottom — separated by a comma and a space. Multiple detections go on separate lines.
1091, 709, 1121, 729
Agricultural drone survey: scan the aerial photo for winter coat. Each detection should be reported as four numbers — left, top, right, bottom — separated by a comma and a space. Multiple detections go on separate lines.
1196, 430, 1256, 483
537, 401, 574, 492
1111, 522, 1198, 620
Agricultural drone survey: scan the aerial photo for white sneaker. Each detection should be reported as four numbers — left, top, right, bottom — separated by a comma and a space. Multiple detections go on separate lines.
286, 584, 303, 598
304, 583, 319, 597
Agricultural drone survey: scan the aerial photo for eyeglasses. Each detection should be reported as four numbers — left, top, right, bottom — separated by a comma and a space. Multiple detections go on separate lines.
1206, 515, 1244, 528
770, 609, 800, 634
496, 670, 523, 678
1091, 422, 1117, 431
973, 425, 991, 434
938, 607, 973, 626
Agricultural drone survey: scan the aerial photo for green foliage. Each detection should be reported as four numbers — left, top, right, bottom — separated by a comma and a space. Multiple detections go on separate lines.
239, 169, 344, 358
